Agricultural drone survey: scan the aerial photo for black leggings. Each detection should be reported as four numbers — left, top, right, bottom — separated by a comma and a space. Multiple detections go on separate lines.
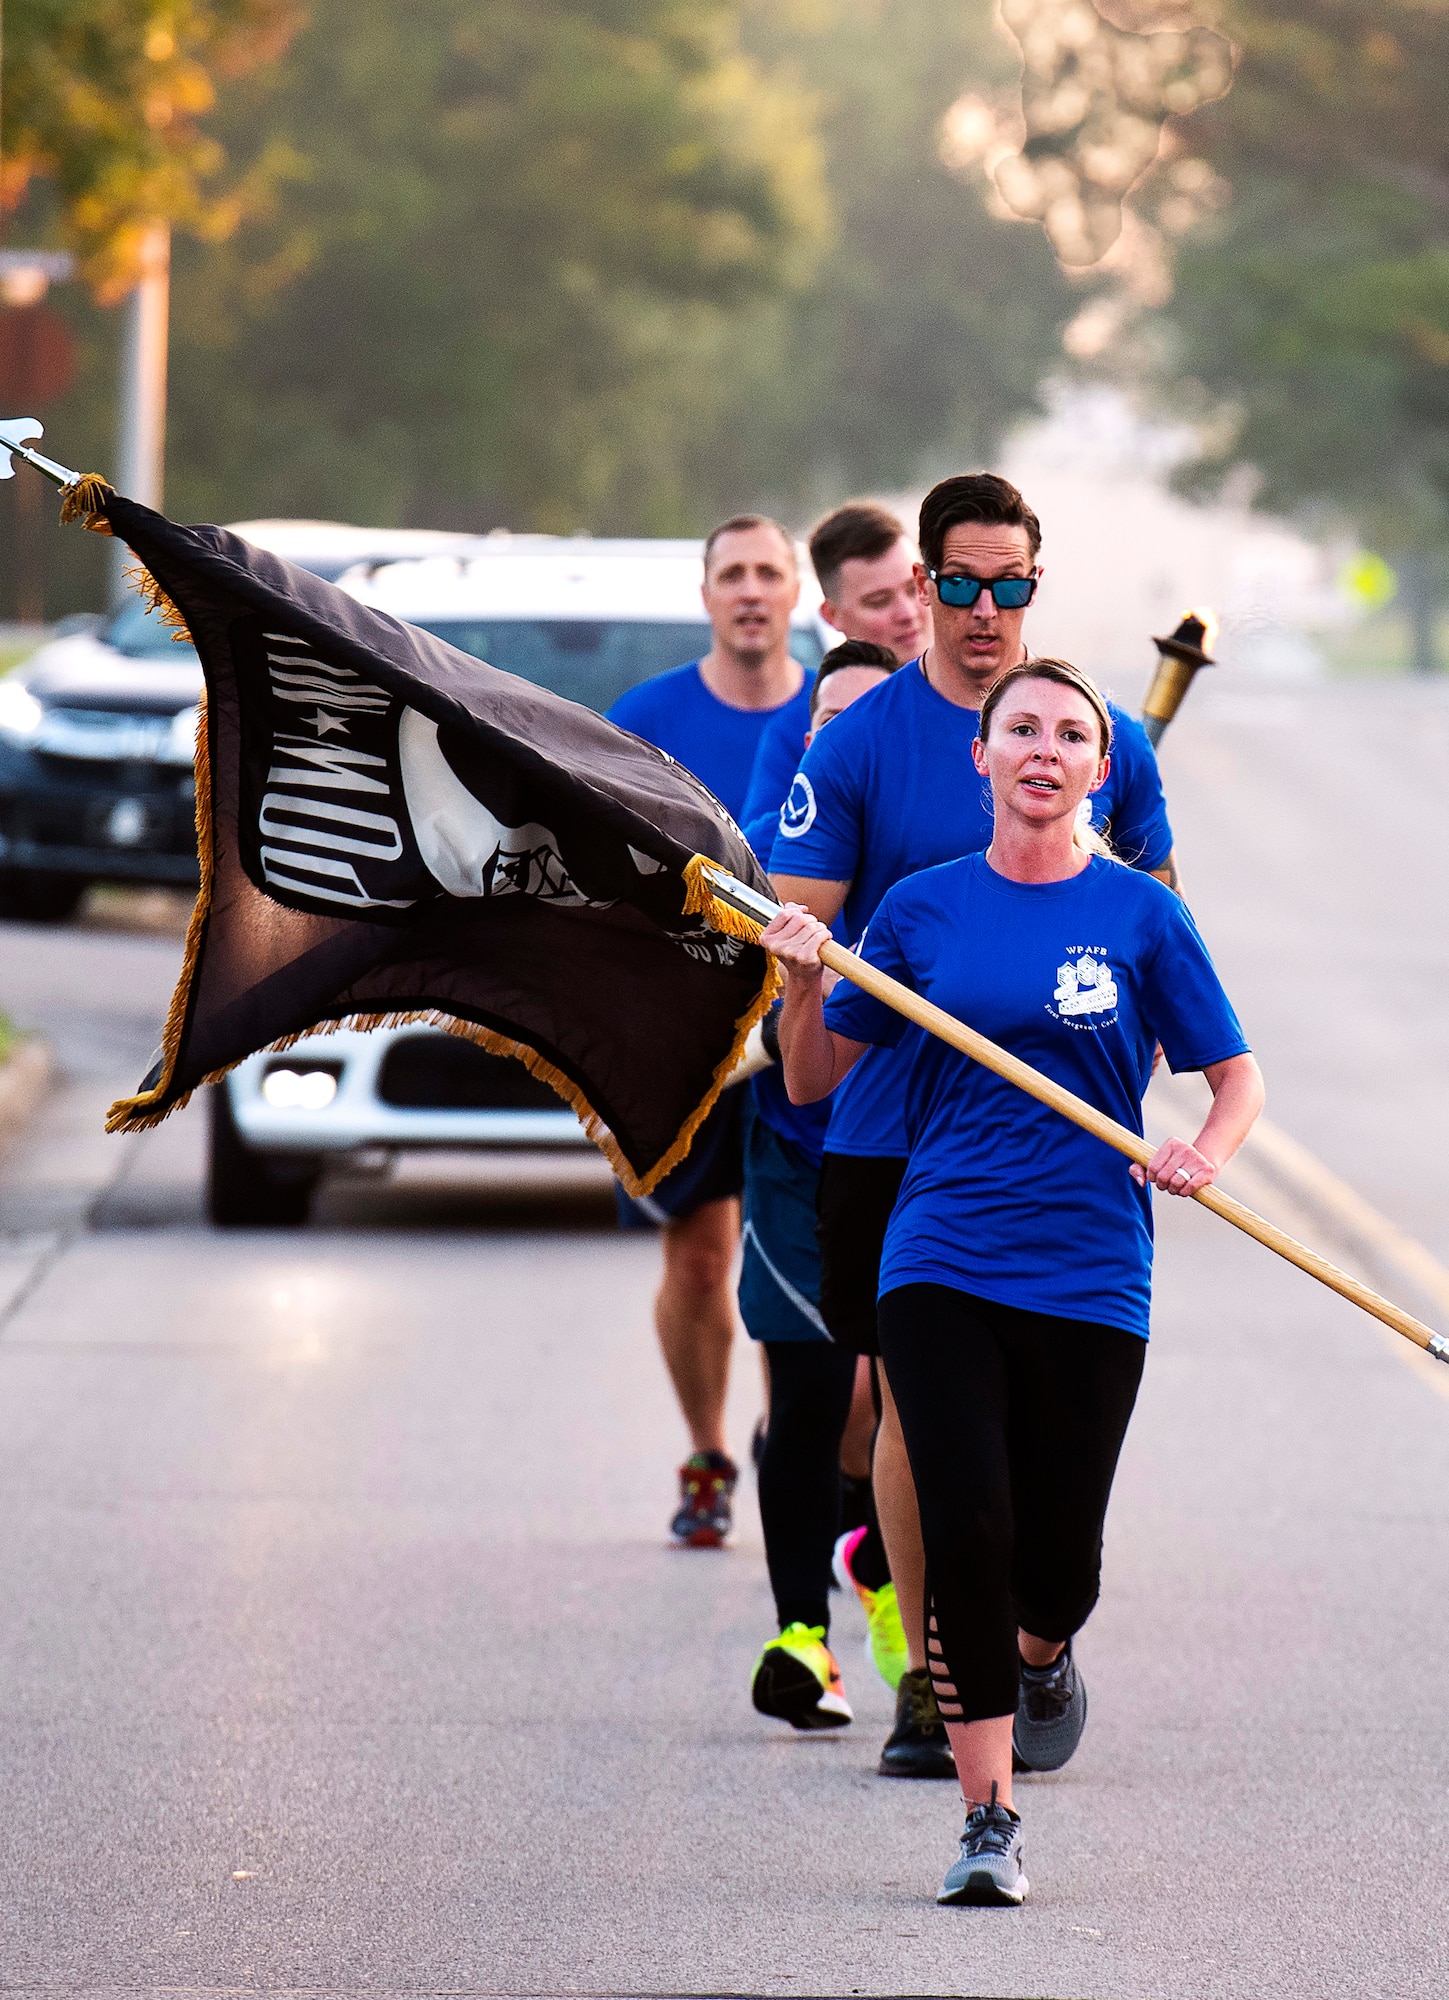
758, 1342, 859, 1633
816, 1153, 908, 1355
877, 1283, 1145, 1725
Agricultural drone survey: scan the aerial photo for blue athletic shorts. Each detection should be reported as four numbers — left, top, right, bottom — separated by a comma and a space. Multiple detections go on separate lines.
613, 1084, 746, 1229
738, 1091, 830, 1342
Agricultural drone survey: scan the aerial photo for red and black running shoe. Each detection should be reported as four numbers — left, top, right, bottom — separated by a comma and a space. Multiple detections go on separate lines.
670, 1450, 738, 1547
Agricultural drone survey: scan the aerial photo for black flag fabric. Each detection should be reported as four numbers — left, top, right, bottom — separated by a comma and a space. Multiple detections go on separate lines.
81, 486, 777, 1194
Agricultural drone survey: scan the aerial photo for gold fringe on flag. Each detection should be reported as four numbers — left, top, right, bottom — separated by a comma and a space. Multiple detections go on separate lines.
682, 851, 769, 945
58, 474, 117, 535
105, 690, 216, 1136
106, 832, 781, 1198
121, 560, 195, 646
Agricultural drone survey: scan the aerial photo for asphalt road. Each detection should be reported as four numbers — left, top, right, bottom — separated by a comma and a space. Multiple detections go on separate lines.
0, 677, 1446, 2000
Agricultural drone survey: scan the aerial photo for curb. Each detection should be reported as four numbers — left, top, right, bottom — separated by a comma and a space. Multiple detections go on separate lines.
0, 1039, 53, 1154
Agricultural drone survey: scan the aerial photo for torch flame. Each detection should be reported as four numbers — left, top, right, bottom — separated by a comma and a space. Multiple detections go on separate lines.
1190, 605, 1219, 655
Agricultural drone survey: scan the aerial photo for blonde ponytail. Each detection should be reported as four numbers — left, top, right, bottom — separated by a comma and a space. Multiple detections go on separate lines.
1072, 812, 1119, 862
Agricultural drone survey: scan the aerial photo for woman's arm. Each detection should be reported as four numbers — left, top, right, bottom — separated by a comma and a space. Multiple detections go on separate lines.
758, 905, 868, 1104
1132, 1051, 1265, 1196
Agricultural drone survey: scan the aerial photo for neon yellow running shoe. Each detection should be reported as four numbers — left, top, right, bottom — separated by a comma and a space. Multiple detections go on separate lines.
751, 1623, 853, 1731
833, 1526, 908, 1691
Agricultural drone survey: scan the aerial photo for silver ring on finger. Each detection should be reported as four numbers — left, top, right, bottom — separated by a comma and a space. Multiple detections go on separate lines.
1173, 1165, 1192, 1181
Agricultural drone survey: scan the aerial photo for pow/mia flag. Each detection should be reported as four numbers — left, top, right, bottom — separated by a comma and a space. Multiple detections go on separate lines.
89, 490, 775, 1193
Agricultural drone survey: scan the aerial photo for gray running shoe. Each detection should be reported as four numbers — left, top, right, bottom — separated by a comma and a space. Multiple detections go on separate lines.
1012, 1640, 1087, 1773
936, 1784, 1028, 1906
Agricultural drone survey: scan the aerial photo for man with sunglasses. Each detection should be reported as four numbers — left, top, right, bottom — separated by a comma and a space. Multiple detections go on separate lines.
768, 472, 1177, 1780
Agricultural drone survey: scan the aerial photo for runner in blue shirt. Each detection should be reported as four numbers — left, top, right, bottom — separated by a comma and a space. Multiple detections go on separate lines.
744, 505, 929, 1605
739, 639, 902, 1736
768, 471, 1179, 1779
606, 514, 808, 1550
741, 501, 928, 833
763, 656, 1262, 1908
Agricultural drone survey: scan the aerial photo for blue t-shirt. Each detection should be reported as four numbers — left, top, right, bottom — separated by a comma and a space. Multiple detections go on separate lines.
768, 660, 1174, 1156
743, 806, 831, 1165
608, 662, 810, 824
822, 853, 1248, 1339
742, 699, 812, 830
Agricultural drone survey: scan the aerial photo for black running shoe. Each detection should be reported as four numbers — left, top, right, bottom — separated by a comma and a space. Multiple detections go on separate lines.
670, 1450, 737, 1547
877, 1667, 956, 1778
1012, 1640, 1087, 1772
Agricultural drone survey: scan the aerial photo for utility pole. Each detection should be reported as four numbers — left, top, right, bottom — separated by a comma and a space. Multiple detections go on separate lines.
111, 222, 171, 605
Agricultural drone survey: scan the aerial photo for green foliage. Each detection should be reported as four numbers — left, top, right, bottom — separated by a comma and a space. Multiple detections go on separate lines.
693, 0, 1076, 515
164, 0, 829, 530
162, 0, 1074, 531
1150, 2, 1449, 574
1167, 181, 1449, 547
2, 0, 302, 296
7, 0, 1075, 566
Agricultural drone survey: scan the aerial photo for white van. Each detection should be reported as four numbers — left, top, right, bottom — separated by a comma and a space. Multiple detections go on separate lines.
211, 535, 826, 1225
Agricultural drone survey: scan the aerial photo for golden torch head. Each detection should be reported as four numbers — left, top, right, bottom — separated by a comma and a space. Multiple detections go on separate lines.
1142, 608, 1217, 746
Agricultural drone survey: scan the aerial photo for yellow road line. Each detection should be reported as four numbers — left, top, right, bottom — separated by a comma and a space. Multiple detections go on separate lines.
1146, 1084, 1449, 1402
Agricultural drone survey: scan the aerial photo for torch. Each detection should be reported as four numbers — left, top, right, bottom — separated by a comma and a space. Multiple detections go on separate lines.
1141, 608, 1217, 747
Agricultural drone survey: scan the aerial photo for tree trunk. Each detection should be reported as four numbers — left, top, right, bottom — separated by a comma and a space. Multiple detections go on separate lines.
1399, 552, 1439, 675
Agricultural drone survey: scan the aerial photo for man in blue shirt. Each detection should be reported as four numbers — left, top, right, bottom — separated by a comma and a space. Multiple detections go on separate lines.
609, 515, 811, 823
740, 640, 901, 1736
768, 471, 1178, 1775
607, 515, 810, 1548
742, 502, 929, 832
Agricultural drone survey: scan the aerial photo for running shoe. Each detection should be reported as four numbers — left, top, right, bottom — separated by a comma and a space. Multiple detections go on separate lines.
670, 1450, 737, 1548
1012, 1640, 1088, 1773
751, 1623, 854, 1731
877, 1667, 956, 1778
832, 1526, 908, 1691
936, 1783, 1028, 1907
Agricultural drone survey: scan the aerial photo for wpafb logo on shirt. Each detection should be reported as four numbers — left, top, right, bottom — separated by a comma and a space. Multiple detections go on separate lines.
778, 772, 818, 839
1049, 948, 1119, 1030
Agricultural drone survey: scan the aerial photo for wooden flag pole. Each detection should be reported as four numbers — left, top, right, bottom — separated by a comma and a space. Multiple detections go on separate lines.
694, 860, 1449, 1365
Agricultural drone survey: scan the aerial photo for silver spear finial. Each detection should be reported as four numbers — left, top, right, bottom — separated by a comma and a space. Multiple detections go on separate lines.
0, 417, 84, 490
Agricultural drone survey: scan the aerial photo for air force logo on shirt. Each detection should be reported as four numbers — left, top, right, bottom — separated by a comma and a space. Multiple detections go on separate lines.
778, 772, 818, 840
1051, 950, 1119, 1026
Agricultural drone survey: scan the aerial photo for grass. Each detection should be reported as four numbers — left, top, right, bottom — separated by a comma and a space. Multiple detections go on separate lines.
0, 1014, 15, 1066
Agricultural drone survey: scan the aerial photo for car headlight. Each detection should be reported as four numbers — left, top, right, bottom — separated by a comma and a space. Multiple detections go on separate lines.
0, 680, 43, 743
162, 704, 199, 766
262, 1066, 340, 1111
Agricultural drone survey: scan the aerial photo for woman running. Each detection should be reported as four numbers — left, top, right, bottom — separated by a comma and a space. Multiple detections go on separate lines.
760, 657, 1263, 1907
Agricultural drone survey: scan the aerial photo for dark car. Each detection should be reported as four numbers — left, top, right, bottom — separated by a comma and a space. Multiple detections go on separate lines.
0, 600, 203, 920
0, 523, 487, 923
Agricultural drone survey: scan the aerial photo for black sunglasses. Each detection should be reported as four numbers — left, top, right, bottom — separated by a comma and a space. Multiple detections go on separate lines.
926, 567, 1038, 610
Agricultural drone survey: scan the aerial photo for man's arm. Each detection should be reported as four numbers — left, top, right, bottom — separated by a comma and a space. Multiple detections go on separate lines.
1149, 850, 1182, 894
769, 875, 851, 927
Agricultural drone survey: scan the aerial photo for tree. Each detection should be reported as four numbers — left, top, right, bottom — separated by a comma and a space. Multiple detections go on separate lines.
690, 0, 1078, 517
2, 0, 302, 296
977, 1, 1449, 668
162, 0, 828, 530
166, 0, 1077, 532
1148, 3, 1449, 669
6, 0, 1082, 588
